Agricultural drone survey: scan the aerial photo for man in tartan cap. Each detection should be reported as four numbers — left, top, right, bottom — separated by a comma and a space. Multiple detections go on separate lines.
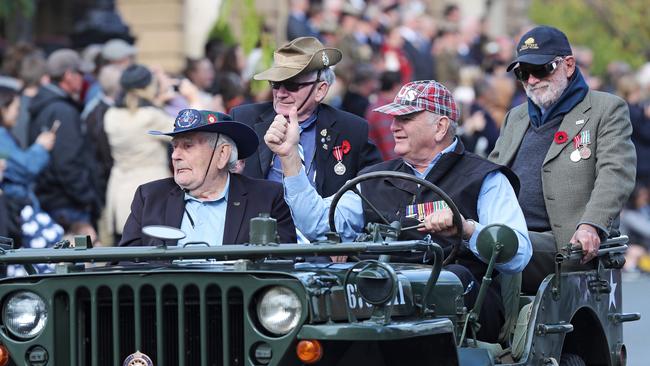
266, 79, 532, 343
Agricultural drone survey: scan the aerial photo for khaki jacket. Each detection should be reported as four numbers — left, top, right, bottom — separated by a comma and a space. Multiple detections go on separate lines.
489, 90, 636, 247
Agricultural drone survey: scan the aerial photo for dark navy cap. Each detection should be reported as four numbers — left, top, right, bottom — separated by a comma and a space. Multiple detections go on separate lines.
507, 26, 573, 72
149, 109, 259, 159
120, 64, 152, 90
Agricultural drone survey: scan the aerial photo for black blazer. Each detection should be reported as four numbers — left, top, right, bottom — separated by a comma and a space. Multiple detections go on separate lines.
231, 102, 383, 197
119, 174, 296, 246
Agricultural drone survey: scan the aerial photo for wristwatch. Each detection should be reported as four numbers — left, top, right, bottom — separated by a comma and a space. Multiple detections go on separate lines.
463, 219, 478, 240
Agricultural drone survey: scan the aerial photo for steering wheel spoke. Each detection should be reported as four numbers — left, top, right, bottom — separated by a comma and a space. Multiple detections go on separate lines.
350, 186, 391, 225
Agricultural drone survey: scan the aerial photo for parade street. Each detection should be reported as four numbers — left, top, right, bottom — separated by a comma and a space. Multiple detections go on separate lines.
623, 273, 650, 366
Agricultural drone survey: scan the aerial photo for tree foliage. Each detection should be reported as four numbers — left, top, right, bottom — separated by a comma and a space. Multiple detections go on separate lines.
0, 0, 34, 20
207, 0, 275, 95
529, 0, 650, 76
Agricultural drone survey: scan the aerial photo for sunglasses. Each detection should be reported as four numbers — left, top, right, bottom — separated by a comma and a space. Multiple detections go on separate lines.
513, 58, 563, 82
270, 79, 320, 92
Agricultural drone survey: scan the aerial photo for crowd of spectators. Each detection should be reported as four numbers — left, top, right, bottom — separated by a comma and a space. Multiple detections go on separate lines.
1, 0, 650, 273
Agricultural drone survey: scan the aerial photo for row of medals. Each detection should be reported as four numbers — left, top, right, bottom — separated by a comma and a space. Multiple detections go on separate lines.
570, 144, 591, 162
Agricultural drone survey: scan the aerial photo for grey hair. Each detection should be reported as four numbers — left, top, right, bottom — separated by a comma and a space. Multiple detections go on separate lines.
203, 132, 239, 170
98, 64, 123, 99
430, 113, 458, 138
321, 67, 336, 85
448, 119, 458, 137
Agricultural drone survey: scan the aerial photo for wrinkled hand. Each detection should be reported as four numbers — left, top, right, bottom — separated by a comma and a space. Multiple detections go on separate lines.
418, 208, 471, 238
330, 256, 347, 263
264, 107, 301, 158
570, 224, 601, 264
36, 130, 56, 151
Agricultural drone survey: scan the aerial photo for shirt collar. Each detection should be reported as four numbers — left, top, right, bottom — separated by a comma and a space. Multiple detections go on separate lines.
299, 111, 318, 133
184, 174, 230, 203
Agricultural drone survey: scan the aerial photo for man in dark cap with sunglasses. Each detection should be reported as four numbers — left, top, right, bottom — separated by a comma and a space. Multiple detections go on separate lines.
119, 110, 296, 247
231, 37, 382, 198
489, 25, 636, 293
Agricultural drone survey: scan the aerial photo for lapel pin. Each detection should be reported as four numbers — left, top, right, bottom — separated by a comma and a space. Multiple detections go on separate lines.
322, 144, 328, 150
320, 129, 327, 137
233, 202, 240, 206
575, 119, 585, 125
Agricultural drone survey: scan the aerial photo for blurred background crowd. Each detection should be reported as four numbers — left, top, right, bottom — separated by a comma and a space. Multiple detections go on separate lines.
0, 0, 649, 274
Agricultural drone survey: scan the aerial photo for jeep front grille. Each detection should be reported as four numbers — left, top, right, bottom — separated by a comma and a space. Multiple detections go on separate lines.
53, 282, 245, 366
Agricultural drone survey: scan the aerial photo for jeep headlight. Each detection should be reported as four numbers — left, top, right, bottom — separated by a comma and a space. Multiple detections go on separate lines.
2, 291, 48, 339
256, 286, 302, 335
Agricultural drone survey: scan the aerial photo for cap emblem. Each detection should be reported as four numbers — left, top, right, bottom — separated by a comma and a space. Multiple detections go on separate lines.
397, 87, 420, 102
322, 51, 330, 67
520, 37, 539, 52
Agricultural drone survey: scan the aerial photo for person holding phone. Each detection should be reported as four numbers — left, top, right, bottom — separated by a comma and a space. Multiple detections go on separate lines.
28, 49, 100, 240
0, 86, 63, 255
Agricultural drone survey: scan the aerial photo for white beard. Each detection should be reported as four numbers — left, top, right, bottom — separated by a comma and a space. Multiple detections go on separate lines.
524, 69, 569, 110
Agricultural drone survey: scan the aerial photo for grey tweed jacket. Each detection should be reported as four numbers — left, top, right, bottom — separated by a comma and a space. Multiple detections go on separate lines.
489, 90, 636, 247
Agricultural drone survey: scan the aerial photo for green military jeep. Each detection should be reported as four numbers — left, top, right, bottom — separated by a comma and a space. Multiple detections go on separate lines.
0, 173, 640, 366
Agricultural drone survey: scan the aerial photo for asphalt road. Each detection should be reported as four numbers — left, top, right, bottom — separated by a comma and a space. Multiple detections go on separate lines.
622, 272, 650, 366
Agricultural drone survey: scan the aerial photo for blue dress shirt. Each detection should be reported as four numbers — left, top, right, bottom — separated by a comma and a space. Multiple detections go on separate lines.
178, 175, 230, 247
283, 139, 532, 274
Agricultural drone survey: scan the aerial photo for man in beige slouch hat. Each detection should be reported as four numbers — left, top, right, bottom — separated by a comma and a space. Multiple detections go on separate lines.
231, 37, 381, 197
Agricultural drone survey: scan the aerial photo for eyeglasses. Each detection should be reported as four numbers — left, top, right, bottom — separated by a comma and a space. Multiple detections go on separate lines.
270, 79, 320, 92
513, 58, 564, 82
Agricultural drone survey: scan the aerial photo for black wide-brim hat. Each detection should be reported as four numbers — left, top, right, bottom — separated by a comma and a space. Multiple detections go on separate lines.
149, 109, 259, 159
506, 25, 573, 72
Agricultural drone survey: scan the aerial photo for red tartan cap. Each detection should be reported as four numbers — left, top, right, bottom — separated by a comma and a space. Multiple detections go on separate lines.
373, 80, 459, 121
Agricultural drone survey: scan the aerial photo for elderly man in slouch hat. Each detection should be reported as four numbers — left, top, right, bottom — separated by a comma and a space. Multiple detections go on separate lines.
489, 26, 636, 293
231, 37, 382, 197
119, 110, 296, 247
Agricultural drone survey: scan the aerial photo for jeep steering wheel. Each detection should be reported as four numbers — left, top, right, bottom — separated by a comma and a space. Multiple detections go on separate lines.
328, 171, 463, 265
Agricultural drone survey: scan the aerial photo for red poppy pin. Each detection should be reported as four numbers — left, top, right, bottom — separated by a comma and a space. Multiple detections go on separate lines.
554, 131, 568, 144
207, 114, 217, 124
341, 139, 351, 154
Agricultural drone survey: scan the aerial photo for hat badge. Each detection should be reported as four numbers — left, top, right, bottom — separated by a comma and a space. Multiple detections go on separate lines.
176, 109, 201, 128
322, 51, 330, 67
524, 37, 535, 45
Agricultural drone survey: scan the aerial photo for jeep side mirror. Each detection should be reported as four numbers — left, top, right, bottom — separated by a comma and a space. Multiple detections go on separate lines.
461, 224, 519, 345
142, 225, 186, 242
476, 224, 518, 264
